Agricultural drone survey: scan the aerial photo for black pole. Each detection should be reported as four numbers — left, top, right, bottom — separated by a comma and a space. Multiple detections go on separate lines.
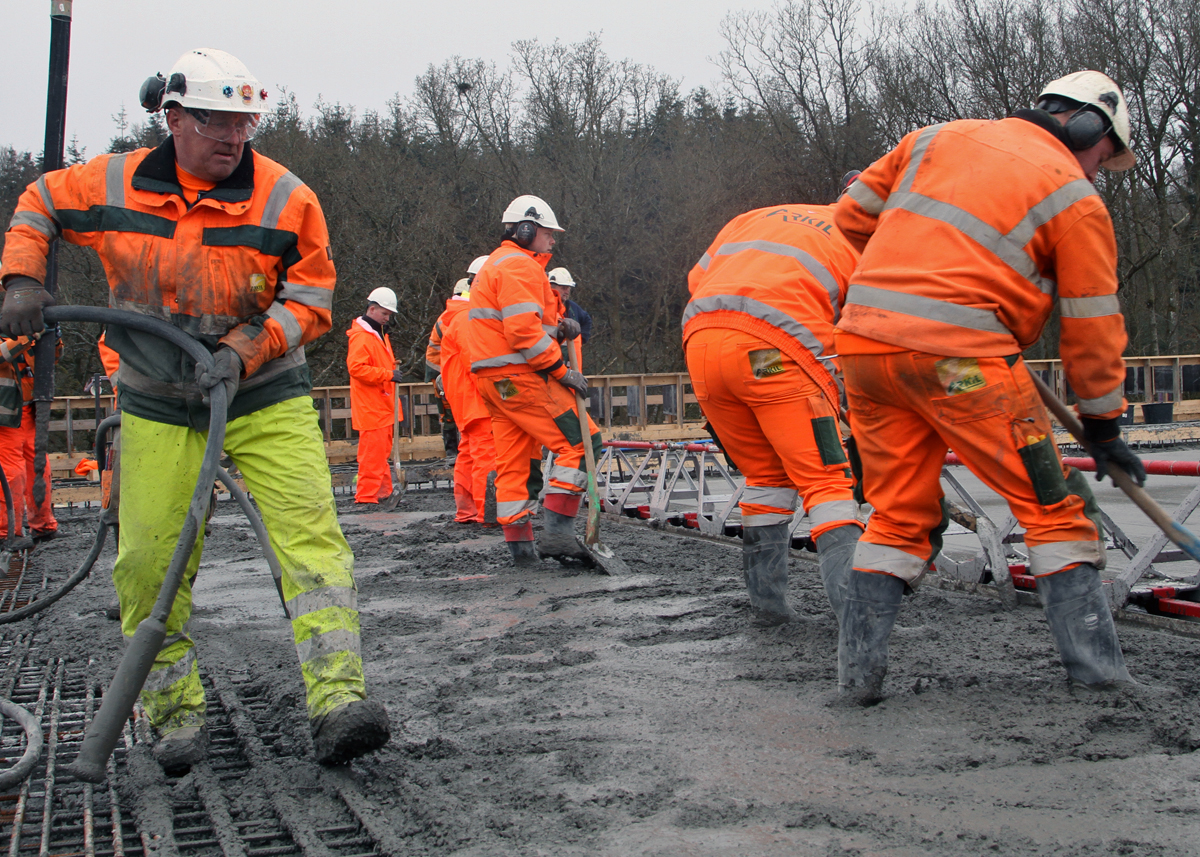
31, 2, 73, 510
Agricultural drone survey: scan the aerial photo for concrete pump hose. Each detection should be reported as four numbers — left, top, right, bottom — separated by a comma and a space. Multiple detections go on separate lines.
43, 306, 228, 785
0, 466, 15, 558
0, 699, 44, 791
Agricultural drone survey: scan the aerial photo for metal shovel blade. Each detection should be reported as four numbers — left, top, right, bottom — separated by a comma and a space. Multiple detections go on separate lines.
580, 538, 630, 576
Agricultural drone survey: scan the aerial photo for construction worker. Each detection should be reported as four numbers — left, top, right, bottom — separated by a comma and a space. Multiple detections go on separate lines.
466, 195, 595, 565
684, 201, 863, 626
548, 266, 591, 371
832, 71, 1143, 704
440, 278, 497, 524
425, 258, 486, 457
0, 49, 390, 769
347, 287, 402, 505
0, 333, 60, 547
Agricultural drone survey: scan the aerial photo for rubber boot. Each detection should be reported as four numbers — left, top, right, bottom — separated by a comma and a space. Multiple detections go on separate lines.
1036, 563, 1133, 688
837, 569, 906, 706
484, 471, 498, 525
311, 698, 390, 765
503, 521, 539, 567
742, 523, 797, 626
815, 524, 862, 624
442, 423, 460, 459
153, 725, 209, 774
537, 494, 591, 561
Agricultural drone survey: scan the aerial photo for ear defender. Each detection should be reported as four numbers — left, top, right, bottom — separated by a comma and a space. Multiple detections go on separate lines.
139, 73, 166, 112
513, 221, 538, 248
1062, 107, 1110, 151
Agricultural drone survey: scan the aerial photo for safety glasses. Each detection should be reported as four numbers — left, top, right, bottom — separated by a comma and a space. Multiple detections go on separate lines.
185, 108, 260, 144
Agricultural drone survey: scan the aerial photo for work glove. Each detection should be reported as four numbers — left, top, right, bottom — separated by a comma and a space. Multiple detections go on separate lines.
0, 276, 55, 338
556, 317, 581, 342
195, 347, 242, 407
1082, 416, 1146, 486
392, 369, 404, 383
559, 368, 589, 396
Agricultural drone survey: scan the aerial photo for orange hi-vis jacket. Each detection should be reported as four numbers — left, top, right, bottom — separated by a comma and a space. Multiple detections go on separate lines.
0, 335, 61, 428
425, 295, 469, 377
440, 302, 489, 425
683, 204, 860, 413
834, 115, 1128, 419
1, 138, 336, 427
466, 241, 567, 381
346, 316, 398, 432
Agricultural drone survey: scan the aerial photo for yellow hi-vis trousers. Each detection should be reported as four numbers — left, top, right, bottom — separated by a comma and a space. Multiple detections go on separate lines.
114, 397, 364, 734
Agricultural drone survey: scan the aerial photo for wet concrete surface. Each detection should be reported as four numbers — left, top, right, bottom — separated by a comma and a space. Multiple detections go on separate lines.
21, 486, 1200, 856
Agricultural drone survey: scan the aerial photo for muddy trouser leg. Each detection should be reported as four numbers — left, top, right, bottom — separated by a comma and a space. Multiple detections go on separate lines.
112, 412, 207, 735
21, 404, 56, 535
461, 418, 497, 524
0, 421, 28, 540
452, 428, 479, 522
354, 425, 392, 503
228, 397, 365, 723
1036, 563, 1132, 687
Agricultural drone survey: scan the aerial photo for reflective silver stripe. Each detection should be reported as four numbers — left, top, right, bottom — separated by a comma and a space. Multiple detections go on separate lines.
295, 629, 360, 664
711, 240, 841, 316
696, 251, 712, 271
741, 485, 798, 510
845, 284, 1010, 335
469, 307, 502, 321
491, 252, 525, 268
472, 352, 527, 371
497, 498, 537, 517
897, 124, 945, 194
682, 294, 837, 378
34, 176, 57, 220
1007, 179, 1098, 247
845, 178, 885, 215
808, 499, 859, 529
427, 341, 441, 351
277, 280, 333, 310
266, 301, 304, 348
0, 407, 19, 417
501, 301, 543, 319
1076, 387, 1125, 416
0, 377, 18, 387
542, 324, 558, 336
548, 464, 587, 488
261, 171, 303, 229
1028, 540, 1104, 576
240, 346, 307, 390
142, 648, 196, 693
9, 211, 57, 238
741, 512, 793, 527
1059, 295, 1121, 319
285, 586, 357, 621
853, 541, 928, 583
519, 334, 555, 361
105, 153, 128, 208
115, 363, 204, 400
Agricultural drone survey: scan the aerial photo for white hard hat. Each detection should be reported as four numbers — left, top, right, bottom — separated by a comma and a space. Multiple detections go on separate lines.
501, 195, 564, 231
467, 255, 489, 276
367, 287, 398, 313
141, 48, 269, 115
548, 267, 576, 288
1038, 70, 1135, 171
452, 278, 470, 296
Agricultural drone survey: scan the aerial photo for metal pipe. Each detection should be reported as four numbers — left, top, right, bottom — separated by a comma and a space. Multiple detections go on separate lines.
947, 452, 1200, 478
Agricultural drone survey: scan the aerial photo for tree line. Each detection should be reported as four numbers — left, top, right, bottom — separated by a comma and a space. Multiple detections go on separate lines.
1, 0, 1197, 397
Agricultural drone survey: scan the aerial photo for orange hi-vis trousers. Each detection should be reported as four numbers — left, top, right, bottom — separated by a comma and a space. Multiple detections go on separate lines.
354, 426, 393, 503
841, 350, 1105, 584
685, 329, 858, 538
477, 372, 601, 526
0, 405, 55, 539
454, 416, 497, 523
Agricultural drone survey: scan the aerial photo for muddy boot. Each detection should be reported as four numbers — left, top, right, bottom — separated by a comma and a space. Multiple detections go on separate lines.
536, 494, 591, 562
311, 699, 390, 765
503, 521, 539, 567
815, 524, 862, 623
1037, 563, 1133, 689
442, 424, 460, 459
837, 570, 906, 706
484, 471, 498, 525
4, 535, 34, 553
742, 523, 797, 626
152, 725, 208, 774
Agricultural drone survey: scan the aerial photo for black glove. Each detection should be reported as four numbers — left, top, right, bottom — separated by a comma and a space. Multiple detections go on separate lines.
1082, 416, 1146, 486
559, 368, 588, 396
0, 276, 55, 338
392, 369, 404, 383
557, 317, 581, 342
195, 347, 242, 407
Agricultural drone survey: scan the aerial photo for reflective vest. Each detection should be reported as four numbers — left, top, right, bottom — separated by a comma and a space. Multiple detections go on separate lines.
346, 317, 397, 431
683, 203, 860, 412
466, 241, 566, 380
425, 296, 469, 377
834, 116, 1127, 418
1, 137, 336, 427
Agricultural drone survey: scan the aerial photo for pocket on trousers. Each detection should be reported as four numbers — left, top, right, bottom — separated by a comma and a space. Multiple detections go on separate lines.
806, 395, 848, 467
932, 385, 1007, 424
687, 343, 709, 402
1016, 431, 1069, 506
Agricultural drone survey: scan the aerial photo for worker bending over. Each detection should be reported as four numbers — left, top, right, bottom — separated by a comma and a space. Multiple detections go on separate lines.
833, 71, 1144, 703
347, 287, 402, 505
466, 195, 594, 565
684, 198, 863, 626
0, 49, 390, 768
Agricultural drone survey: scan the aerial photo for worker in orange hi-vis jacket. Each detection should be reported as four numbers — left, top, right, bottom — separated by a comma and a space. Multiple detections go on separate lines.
683, 195, 862, 627
0, 332, 61, 547
347, 287, 402, 505
440, 279, 497, 524
425, 271, 477, 458
465, 195, 595, 567
831, 71, 1145, 705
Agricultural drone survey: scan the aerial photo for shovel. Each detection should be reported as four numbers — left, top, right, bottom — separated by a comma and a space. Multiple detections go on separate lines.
567, 346, 630, 575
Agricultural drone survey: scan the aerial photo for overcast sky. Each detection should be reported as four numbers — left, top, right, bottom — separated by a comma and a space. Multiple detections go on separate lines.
3, 0, 777, 157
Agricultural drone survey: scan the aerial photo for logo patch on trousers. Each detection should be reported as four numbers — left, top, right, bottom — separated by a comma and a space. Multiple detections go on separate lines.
249, 273, 267, 293
749, 349, 785, 379
494, 379, 519, 400
935, 357, 986, 395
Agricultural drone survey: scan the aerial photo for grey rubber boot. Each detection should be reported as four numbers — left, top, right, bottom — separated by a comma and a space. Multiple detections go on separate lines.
484, 471, 498, 525
1036, 563, 1133, 688
815, 524, 862, 623
837, 569, 906, 706
153, 725, 209, 774
311, 699, 390, 765
742, 523, 797, 626
537, 509, 590, 560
